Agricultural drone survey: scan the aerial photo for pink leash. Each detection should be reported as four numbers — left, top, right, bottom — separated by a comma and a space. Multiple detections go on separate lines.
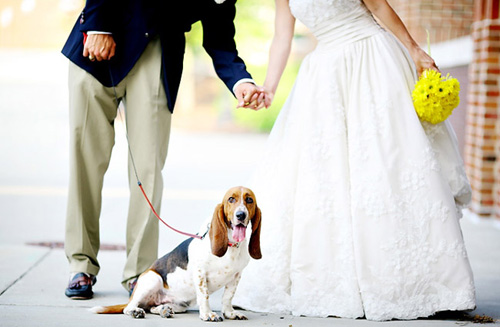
109, 66, 205, 241
137, 182, 204, 240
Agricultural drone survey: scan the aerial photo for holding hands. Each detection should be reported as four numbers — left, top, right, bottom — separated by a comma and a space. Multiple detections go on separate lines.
234, 83, 274, 110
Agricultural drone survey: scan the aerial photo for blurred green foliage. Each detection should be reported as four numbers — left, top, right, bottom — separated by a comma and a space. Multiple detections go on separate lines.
185, 0, 303, 132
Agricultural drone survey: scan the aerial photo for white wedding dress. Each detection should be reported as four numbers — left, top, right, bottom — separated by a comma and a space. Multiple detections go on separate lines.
233, 0, 476, 321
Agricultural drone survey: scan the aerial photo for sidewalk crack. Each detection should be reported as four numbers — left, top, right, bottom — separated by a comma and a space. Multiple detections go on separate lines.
0, 248, 52, 297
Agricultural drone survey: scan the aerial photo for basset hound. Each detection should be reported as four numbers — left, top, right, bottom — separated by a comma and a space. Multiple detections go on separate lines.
91, 186, 262, 322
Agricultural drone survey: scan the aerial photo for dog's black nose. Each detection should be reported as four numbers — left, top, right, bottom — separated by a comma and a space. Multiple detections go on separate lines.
236, 211, 247, 221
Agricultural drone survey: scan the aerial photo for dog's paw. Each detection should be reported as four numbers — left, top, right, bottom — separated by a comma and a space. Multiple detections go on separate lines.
158, 305, 174, 318
200, 311, 223, 322
125, 307, 146, 319
223, 310, 248, 320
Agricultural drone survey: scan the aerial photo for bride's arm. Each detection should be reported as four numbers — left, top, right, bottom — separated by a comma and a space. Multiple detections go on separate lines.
362, 0, 438, 75
262, 0, 296, 107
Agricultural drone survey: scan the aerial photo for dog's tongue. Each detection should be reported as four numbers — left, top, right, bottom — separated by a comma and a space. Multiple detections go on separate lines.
232, 225, 246, 243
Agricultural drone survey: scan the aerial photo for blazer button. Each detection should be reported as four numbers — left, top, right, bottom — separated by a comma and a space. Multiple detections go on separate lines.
145, 33, 149, 38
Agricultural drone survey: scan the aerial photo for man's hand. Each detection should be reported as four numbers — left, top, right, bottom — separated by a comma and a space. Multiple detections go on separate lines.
83, 34, 116, 62
234, 83, 266, 110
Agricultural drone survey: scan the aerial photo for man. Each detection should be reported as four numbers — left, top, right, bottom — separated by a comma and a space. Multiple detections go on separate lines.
62, 0, 261, 299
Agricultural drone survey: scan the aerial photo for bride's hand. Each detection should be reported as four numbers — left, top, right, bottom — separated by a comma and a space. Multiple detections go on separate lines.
262, 87, 274, 109
247, 86, 274, 111
410, 46, 440, 76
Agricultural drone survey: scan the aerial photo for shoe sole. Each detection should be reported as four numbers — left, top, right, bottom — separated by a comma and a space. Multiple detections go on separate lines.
68, 296, 93, 300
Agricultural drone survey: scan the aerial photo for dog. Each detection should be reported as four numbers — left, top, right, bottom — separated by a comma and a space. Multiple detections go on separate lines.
91, 186, 262, 321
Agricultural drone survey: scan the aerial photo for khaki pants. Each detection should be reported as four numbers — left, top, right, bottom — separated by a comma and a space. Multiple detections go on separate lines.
65, 38, 171, 289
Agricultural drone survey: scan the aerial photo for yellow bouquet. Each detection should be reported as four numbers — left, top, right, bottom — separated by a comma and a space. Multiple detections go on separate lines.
412, 69, 460, 124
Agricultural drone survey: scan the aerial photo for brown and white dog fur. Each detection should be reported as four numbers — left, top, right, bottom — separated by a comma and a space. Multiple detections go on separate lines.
91, 186, 262, 322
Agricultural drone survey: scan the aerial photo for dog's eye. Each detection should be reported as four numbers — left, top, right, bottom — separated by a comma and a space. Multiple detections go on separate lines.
245, 197, 254, 204
228, 197, 236, 203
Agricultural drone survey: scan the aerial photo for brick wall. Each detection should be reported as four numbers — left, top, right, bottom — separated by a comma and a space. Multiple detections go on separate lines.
388, 0, 475, 45
496, 103, 500, 219
465, 0, 500, 218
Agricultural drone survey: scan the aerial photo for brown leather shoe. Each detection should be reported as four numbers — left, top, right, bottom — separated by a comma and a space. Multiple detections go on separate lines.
65, 272, 96, 300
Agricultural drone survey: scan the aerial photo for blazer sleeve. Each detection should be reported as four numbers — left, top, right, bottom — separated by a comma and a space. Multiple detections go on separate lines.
78, 0, 116, 33
201, 0, 252, 95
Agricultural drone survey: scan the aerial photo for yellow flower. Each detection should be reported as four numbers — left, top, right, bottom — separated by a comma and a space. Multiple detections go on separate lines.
412, 69, 460, 124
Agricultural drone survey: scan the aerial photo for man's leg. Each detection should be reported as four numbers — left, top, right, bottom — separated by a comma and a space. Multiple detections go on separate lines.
65, 62, 122, 277
120, 38, 171, 289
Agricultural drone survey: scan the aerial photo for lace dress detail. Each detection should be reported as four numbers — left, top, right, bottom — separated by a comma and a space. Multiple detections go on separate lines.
289, 0, 363, 27
233, 0, 476, 321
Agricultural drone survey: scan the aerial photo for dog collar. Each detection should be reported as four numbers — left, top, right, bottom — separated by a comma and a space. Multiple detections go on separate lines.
228, 242, 240, 248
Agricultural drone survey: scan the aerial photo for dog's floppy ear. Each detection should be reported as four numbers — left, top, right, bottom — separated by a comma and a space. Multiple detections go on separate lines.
249, 206, 262, 259
209, 203, 229, 257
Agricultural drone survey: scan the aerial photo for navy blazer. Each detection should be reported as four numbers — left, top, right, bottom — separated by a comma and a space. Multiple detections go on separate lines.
62, 0, 252, 112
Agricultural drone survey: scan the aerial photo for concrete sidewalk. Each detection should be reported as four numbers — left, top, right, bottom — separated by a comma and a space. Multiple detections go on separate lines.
1, 49, 499, 326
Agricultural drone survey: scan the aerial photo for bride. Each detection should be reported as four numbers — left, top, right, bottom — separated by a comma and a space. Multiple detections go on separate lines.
234, 0, 476, 321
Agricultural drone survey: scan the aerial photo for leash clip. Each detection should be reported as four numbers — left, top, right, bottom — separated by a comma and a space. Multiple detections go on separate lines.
199, 223, 211, 240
